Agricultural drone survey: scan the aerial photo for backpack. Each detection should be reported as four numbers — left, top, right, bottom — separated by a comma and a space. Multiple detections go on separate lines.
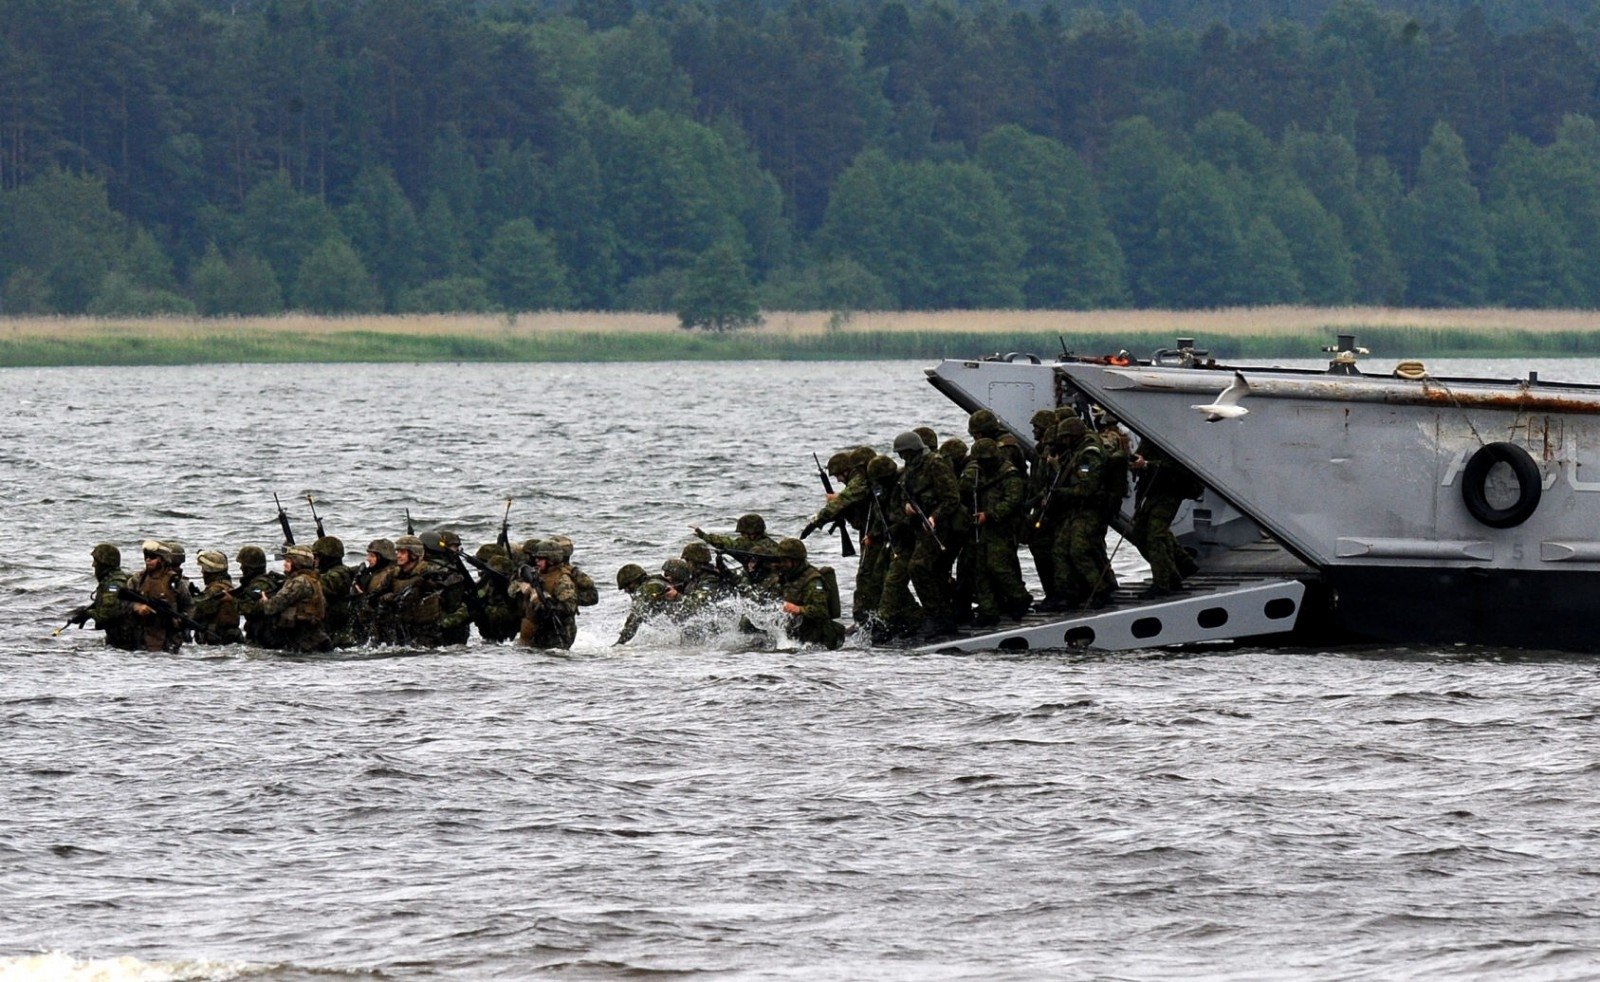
817, 566, 842, 620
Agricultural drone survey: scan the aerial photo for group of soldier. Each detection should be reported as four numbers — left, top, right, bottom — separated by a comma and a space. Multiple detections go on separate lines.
63, 402, 1203, 654
64, 530, 601, 655
776, 404, 1204, 643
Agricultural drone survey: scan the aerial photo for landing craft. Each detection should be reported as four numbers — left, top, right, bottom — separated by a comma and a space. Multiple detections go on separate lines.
923, 335, 1600, 654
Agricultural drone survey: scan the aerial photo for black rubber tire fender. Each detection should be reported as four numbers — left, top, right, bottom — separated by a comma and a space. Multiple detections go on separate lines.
1460, 441, 1542, 529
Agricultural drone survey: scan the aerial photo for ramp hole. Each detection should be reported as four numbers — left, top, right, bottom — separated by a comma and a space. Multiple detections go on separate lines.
998, 637, 1030, 652
1131, 617, 1163, 639
1197, 607, 1228, 629
1064, 626, 1096, 646
1264, 598, 1297, 620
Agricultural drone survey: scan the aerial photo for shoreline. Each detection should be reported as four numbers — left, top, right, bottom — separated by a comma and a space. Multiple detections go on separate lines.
4, 308, 1600, 365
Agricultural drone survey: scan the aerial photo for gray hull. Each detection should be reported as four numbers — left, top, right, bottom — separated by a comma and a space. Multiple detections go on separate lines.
926, 355, 1600, 653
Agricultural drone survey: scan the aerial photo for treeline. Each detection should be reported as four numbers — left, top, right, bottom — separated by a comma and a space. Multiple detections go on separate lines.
3, 0, 1600, 317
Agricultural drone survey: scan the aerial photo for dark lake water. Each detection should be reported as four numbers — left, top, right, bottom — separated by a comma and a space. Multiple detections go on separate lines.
4, 358, 1600, 980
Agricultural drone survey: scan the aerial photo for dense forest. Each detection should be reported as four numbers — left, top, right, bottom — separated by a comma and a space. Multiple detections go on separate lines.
4, 0, 1600, 317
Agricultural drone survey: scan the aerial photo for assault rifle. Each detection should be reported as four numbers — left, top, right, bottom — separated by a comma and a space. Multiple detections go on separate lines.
1026, 462, 1067, 533
51, 604, 92, 637
497, 498, 513, 553
514, 563, 552, 622
805, 453, 856, 558
457, 548, 510, 589
712, 545, 784, 578
900, 486, 946, 552
274, 493, 295, 546
405, 508, 415, 536
117, 584, 218, 642
306, 494, 326, 539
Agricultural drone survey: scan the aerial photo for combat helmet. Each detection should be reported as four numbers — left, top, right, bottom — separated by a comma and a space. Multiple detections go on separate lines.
394, 534, 425, 559
197, 550, 229, 573
826, 451, 853, 479
968, 408, 1002, 438
735, 513, 766, 538
367, 538, 396, 562
91, 543, 121, 568
549, 534, 574, 562
775, 537, 807, 562
662, 558, 692, 584
434, 530, 461, 552
893, 431, 926, 458
1055, 417, 1088, 445
1030, 408, 1057, 438
161, 541, 186, 567
520, 537, 546, 560
914, 426, 938, 450
616, 563, 648, 591
939, 437, 968, 462
237, 545, 268, 570
284, 545, 316, 570
531, 540, 565, 563
971, 437, 999, 462
848, 445, 876, 471
312, 536, 345, 562
681, 541, 712, 566
867, 454, 898, 482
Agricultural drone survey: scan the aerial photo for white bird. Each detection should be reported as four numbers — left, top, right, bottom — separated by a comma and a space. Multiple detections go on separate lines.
1192, 371, 1250, 422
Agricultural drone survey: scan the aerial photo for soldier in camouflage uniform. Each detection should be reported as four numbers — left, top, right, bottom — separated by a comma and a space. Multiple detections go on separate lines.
680, 540, 734, 602
693, 514, 780, 596
969, 408, 1028, 477
423, 530, 475, 645
511, 539, 578, 649
853, 454, 899, 629
190, 550, 243, 645
470, 543, 522, 643
372, 534, 459, 647
894, 429, 963, 636
312, 536, 359, 647
124, 540, 193, 653
1048, 417, 1114, 609
802, 449, 871, 551
234, 545, 283, 647
550, 534, 600, 609
1129, 439, 1204, 595
615, 563, 679, 645
354, 538, 397, 642
964, 438, 1033, 625
162, 542, 194, 600
1025, 408, 1062, 604
82, 542, 140, 650
914, 426, 938, 451
260, 545, 331, 652
774, 537, 845, 650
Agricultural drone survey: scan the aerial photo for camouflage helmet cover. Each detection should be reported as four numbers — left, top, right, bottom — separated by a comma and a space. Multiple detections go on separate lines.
91, 542, 121, 567
532, 540, 565, 562
1030, 409, 1057, 436
914, 426, 938, 450
867, 454, 898, 481
735, 513, 766, 538
161, 541, 185, 565
237, 544, 268, 568
939, 437, 968, 460
197, 550, 229, 573
311, 535, 345, 560
848, 445, 876, 470
520, 537, 545, 557
971, 437, 999, 460
549, 534, 574, 561
434, 530, 461, 550
826, 451, 852, 478
968, 407, 1001, 437
475, 543, 506, 564
662, 558, 692, 583
616, 563, 648, 590
283, 545, 315, 569
367, 538, 397, 562
775, 537, 807, 561
394, 535, 425, 557
1056, 417, 1088, 444
681, 541, 713, 565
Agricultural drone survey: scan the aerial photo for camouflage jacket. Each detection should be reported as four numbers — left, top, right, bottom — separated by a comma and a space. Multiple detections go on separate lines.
813, 473, 872, 530
617, 575, 678, 645
781, 565, 844, 649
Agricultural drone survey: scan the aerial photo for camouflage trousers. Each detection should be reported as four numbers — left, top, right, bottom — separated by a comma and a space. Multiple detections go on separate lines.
1130, 491, 1190, 591
1051, 510, 1112, 606
1028, 519, 1061, 601
875, 543, 923, 636
852, 538, 891, 623
969, 530, 1031, 622
908, 532, 956, 626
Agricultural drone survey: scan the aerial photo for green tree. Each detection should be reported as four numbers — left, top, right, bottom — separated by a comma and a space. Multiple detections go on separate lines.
1399, 122, 1495, 306
1265, 183, 1355, 304
235, 171, 341, 302
759, 258, 896, 312
340, 164, 424, 310
1237, 216, 1303, 304
1099, 118, 1183, 305
1148, 164, 1247, 308
191, 244, 284, 316
292, 237, 380, 314
1487, 196, 1581, 307
396, 277, 495, 314
482, 218, 574, 312
677, 240, 761, 331
0, 170, 126, 313
977, 125, 1127, 309
87, 272, 195, 316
